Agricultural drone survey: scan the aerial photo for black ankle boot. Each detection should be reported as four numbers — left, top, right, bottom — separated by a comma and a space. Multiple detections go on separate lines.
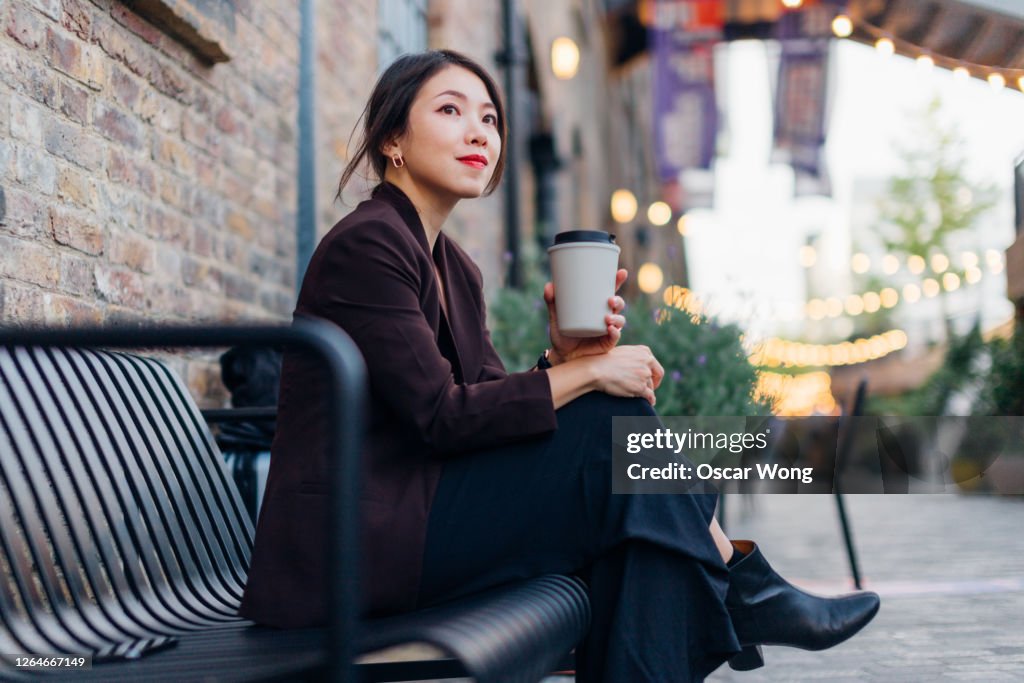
724, 540, 880, 671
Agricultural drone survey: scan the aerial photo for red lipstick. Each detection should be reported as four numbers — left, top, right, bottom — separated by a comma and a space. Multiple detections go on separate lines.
457, 154, 488, 168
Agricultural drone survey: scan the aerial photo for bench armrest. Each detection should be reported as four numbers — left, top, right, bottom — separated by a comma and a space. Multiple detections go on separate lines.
0, 319, 366, 683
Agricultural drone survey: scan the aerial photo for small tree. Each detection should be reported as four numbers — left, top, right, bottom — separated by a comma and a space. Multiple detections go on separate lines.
871, 97, 999, 340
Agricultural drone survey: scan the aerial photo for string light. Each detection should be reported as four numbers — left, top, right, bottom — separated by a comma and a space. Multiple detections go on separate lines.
749, 330, 908, 369
851, 252, 870, 273
807, 298, 827, 320
756, 371, 836, 416
638, 262, 664, 293
831, 15, 853, 38
663, 242, 996, 324
853, 17, 1024, 90
880, 288, 899, 308
676, 215, 688, 236
647, 201, 672, 226
825, 297, 843, 318
610, 189, 637, 223
550, 37, 580, 80
796, 246, 999, 279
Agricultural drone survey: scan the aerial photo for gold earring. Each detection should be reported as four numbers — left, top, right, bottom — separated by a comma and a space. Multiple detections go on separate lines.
391, 154, 405, 168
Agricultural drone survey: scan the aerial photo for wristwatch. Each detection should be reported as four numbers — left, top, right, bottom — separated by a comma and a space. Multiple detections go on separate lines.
536, 349, 553, 370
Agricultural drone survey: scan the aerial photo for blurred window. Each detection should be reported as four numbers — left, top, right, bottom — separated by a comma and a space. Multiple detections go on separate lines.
378, 0, 429, 72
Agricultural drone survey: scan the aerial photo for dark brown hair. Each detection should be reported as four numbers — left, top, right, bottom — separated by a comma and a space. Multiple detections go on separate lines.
337, 50, 507, 200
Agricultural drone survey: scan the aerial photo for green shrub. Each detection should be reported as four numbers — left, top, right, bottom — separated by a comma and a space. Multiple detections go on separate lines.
621, 297, 773, 416
975, 323, 1024, 416
486, 244, 771, 415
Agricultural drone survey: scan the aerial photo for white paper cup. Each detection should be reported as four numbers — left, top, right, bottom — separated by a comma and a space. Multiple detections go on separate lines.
548, 231, 620, 338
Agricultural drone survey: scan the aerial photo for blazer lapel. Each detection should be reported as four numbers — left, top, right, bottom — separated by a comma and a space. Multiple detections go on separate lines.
433, 236, 467, 382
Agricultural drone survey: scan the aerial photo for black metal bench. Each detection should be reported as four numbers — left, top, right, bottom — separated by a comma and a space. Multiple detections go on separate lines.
0, 321, 589, 682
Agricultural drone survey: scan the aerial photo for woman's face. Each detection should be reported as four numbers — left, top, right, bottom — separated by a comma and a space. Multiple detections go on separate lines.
388, 65, 502, 203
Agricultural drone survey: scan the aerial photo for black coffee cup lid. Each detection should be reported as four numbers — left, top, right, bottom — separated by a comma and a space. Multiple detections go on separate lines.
553, 230, 616, 245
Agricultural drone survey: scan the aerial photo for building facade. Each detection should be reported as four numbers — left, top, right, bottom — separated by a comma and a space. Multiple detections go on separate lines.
0, 0, 659, 398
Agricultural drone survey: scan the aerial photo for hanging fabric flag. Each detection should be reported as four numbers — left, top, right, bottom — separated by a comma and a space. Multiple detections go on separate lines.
651, 0, 722, 210
772, 2, 837, 197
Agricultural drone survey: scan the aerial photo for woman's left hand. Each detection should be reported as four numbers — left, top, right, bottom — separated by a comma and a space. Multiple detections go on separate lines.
544, 268, 628, 365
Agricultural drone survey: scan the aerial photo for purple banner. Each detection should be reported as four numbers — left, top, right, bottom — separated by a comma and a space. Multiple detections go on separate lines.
652, 7, 719, 181
773, 5, 835, 196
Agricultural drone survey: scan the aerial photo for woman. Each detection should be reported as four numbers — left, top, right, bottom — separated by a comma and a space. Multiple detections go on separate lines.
240, 50, 880, 681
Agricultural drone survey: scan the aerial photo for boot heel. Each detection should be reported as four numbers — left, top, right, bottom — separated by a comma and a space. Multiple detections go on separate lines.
728, 644, 764, 671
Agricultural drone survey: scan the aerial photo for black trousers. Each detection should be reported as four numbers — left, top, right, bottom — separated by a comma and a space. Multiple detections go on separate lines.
419, 392, 742, 682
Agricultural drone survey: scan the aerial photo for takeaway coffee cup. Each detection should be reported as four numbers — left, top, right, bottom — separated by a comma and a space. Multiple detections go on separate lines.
547, 230, 621, 337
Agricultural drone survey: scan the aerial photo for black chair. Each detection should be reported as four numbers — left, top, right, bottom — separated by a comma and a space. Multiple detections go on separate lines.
717, 380, 868, 589
0, 321, 589, 682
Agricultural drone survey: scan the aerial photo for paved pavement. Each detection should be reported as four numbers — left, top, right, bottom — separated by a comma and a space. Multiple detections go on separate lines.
705, 493, 1024, 682
424, 493, 1024, 682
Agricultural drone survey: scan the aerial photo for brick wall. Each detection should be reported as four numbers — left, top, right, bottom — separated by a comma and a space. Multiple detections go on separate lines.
0, 0, 300, 329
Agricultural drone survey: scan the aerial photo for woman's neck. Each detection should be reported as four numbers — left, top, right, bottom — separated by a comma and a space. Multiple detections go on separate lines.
382, 173, 456, 251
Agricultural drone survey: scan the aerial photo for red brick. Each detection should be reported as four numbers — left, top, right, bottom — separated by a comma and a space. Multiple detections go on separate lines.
93, 16, 148, 77
58, 80, 91, 125
56, 165, 97, 210
225, 210, 253, 239
43, 292, 103, 325
0, 281, 44, 321
0, 235, 59, 287
158, 171, 191, 210
57, 251, 96, 294
108, 229, 154, 273
61, 0, 93, 40
94, 265, 144, 307
1, 186, 47, 239
214, 105, 237, 134
6, 3, 44, 49
111, 4, 164, 46
93, 100, 144, 148
44, 117, 103, 171
108, 64, 141, 110
47, 27, 83, 78
152, 134, 194, 175
49, 206, 104, 255
14, 143, 57, 195
148, 57, 190, 103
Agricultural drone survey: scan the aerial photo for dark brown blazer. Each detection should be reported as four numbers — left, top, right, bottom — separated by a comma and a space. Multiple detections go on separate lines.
239, 182, 557, 627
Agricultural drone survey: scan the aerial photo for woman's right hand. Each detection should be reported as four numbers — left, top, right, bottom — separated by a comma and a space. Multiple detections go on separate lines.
586, 345, 665, 406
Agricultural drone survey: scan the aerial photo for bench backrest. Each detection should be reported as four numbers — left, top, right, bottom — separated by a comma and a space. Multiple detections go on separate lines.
0, 346, 253, 663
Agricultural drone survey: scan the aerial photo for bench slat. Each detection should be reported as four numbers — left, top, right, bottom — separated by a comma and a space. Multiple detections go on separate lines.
1, 336, 591, 683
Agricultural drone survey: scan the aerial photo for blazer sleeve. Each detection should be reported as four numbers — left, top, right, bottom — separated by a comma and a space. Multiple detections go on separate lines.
311, 219, 557, 456
478, 325, 508, 383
